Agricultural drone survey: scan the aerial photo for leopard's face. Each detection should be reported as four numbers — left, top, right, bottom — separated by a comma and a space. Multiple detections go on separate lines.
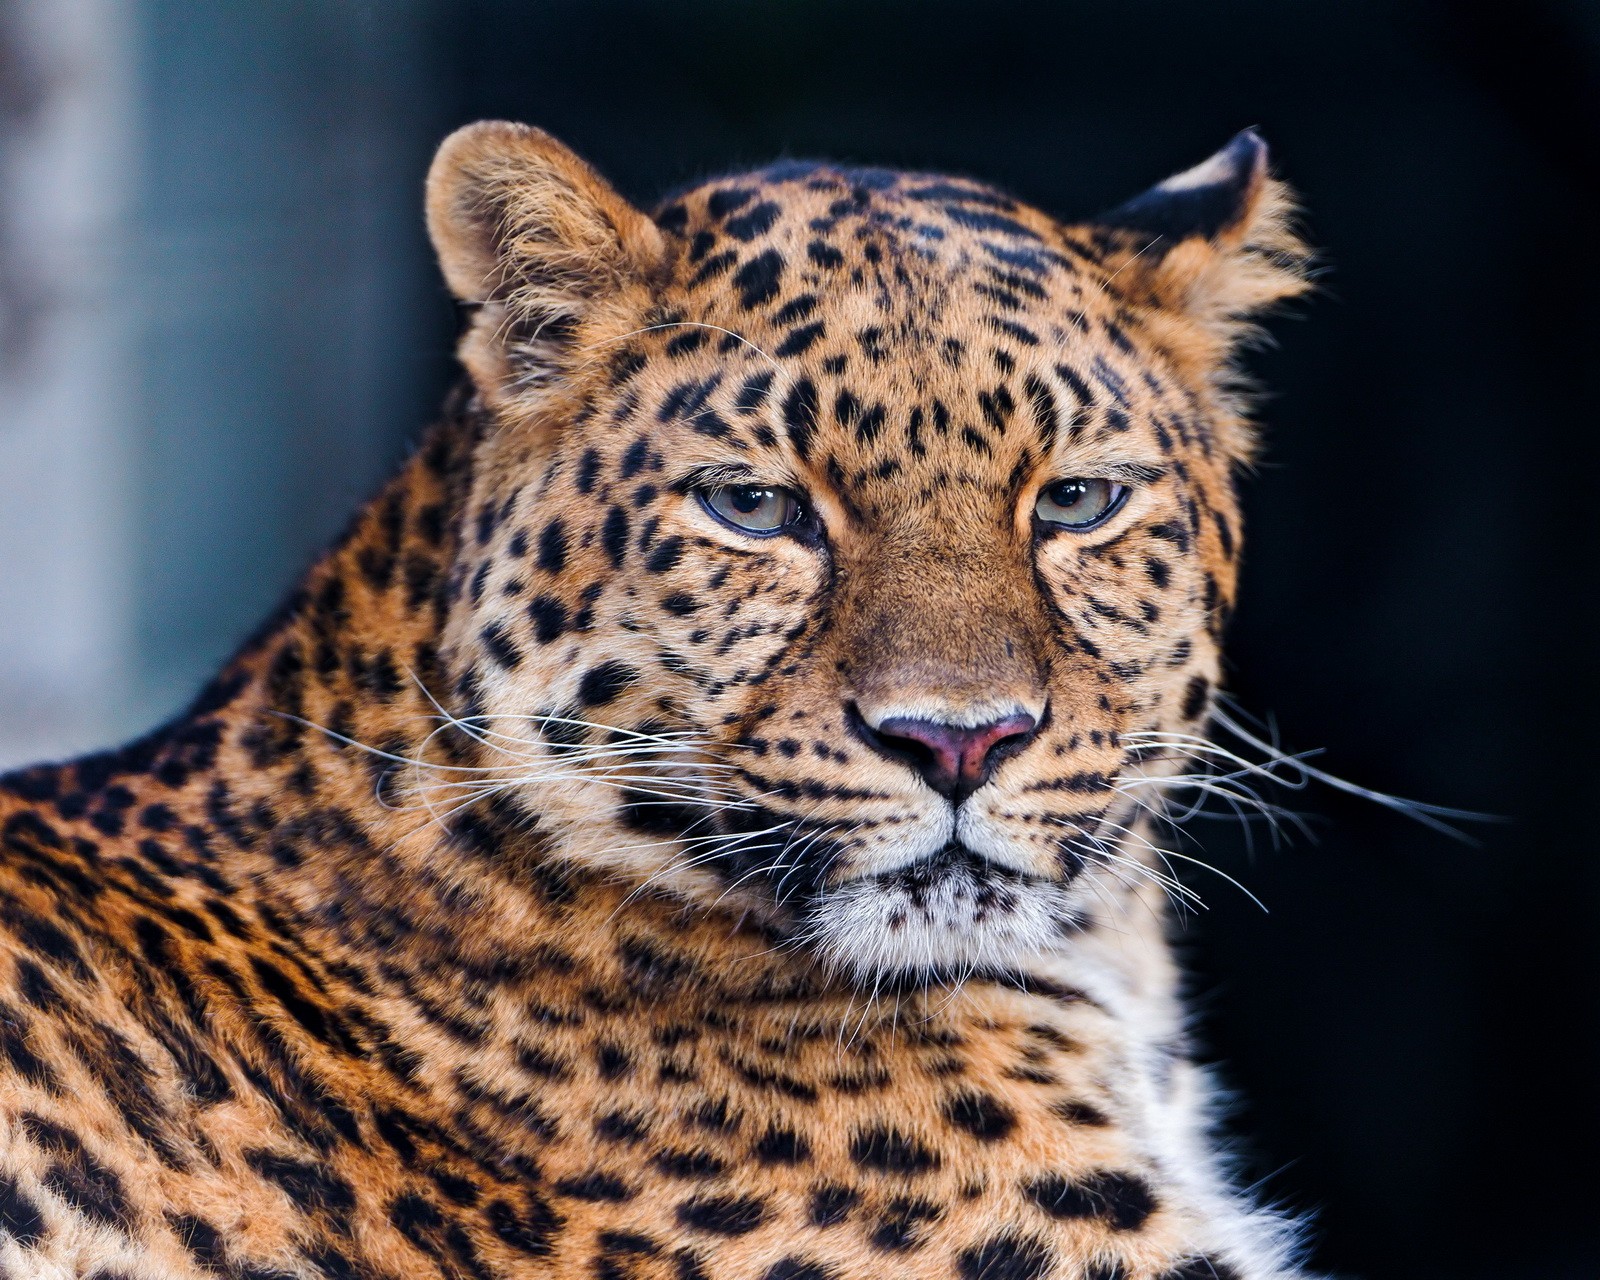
428, 126, 1307, 980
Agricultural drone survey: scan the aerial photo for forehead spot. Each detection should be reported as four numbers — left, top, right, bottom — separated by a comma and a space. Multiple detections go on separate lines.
774, 324, 825, 358
706, 187, 756, 218
733, 250, 785, 309
725, 202, 782, 242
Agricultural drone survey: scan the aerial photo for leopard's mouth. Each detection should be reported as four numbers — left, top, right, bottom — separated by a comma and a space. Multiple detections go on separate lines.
798, 842, 1088, 981
865, 842, 1049, 905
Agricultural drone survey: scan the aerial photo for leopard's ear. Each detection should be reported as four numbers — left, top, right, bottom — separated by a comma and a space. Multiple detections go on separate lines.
1077, 130, 1311, 359
426, 121, 667, 418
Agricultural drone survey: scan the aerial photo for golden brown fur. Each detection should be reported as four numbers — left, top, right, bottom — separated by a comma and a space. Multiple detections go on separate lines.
0, 122, 1310, 1279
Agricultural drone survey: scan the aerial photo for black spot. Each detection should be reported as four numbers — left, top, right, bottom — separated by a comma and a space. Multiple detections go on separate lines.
620, 438, 650, 479
609, 347, 649, 386
1051, 1099, 1110, 1127
599, 1230, 661, 1257
554, 1171, 633, 1202
725, 202, 781, 242
576, 448, 601, 492
596, 1043, 633, 1080
656, 203, 690, 235
15, 960, 62, 1011
537, 520, 568, 574
30, 1119, 132, 1227
807, 240, 844, 268
735, 371, 775, 412
0, 1003, 59, 1089
733, 249, 785, 308
480, 622, 521, 671
618, 792, 701, 839
667, 329, 709, 356
707, 187, 755, 218
579, 662, 638, 707
1181, 675, 1211, 722
991, 318, 1039, 346
774, 323, 824, 357
676, 1193, 768, 1236
868, 1195, 943, 1252
763, 1260, 834, 1280
654, 1148, 728, 1179
688, 409, 732, 439
527, 596, 568, 644
773, 294, 819, 327
487, 1194, 562, 1257
689, 249, 738, 288
687, 230, 716, 262
1025, 1170, 1157, 1231
645, 538, 685, 574
0, 1171, 45, 1246
170, 1212, 229, 1269
943, 1090, 1017, 1141
856, 405, 886, 444
249, 956, 338, 1047
662, 593, 700, 616
849, 1127, 940, 1175
753, 1126, 811, 1164
246, 1148, 356, 1216
808, 1183, 859, 1227
942, 206, 1041, 240
908, 181, 1014, 207
782, 378, 819, 459
957, 1235, 1053, 1280
602, 507, 630, 568
594, 1109, 651, 1144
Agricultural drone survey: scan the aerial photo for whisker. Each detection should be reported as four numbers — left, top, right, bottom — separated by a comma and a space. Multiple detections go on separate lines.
1210, 702, 1495, 842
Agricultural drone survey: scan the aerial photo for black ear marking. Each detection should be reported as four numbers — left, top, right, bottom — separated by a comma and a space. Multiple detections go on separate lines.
1095, 129, 1268, 243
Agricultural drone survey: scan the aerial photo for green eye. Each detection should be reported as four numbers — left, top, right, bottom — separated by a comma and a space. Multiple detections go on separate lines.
700, 484, 805, 536
1035, 478, 1128, 530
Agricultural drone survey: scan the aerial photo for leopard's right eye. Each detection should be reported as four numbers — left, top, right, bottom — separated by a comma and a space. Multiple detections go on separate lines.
699, 484, 806, 536
1034, 477, 1129, 531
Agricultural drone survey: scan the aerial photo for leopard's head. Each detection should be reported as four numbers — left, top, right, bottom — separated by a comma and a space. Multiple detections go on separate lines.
425, 122, 1309, 981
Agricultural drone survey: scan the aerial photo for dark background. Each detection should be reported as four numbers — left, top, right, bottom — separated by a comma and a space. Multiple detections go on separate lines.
6, 2, 1599, 1276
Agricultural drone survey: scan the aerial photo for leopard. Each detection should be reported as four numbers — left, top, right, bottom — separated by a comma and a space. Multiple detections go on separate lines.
0, 119, 1315, 1280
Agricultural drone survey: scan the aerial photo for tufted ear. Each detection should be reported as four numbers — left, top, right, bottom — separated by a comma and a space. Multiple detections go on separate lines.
1078, 130, 1311, 360
426, 121, 667, 420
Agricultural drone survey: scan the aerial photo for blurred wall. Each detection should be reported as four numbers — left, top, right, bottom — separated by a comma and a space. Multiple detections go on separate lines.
0, 0, 137, 764
2, 3, 1598, 1278
0, 0, 445, 764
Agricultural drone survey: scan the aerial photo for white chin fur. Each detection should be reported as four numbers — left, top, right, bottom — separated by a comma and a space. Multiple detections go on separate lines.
805, 853, 1078, 982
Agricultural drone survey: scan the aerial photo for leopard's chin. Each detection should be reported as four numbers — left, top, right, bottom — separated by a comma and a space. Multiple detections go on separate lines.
801, 844, 1089, 984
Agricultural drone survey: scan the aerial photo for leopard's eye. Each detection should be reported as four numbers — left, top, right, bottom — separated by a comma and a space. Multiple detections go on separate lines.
699, 484, 805, 536
1035, 478, 1128, 530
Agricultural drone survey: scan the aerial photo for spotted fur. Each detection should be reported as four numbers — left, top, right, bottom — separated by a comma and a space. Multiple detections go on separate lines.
0, 122, 1312, 1279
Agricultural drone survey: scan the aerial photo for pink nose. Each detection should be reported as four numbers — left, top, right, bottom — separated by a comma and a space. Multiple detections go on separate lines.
869, 711, 1040, 802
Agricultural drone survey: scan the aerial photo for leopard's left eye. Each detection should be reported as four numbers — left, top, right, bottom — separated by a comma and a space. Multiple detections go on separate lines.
699, 484, 805, 536
1035, 478, 1129, 531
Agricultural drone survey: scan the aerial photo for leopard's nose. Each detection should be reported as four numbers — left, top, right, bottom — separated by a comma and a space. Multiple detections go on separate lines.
854, 708, 1040, 804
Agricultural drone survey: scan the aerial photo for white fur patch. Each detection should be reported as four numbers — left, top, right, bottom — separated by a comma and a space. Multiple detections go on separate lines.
805, 850, 1081, 981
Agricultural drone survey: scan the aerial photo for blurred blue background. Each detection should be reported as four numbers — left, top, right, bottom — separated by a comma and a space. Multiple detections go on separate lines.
2, 2, 1597, 1277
